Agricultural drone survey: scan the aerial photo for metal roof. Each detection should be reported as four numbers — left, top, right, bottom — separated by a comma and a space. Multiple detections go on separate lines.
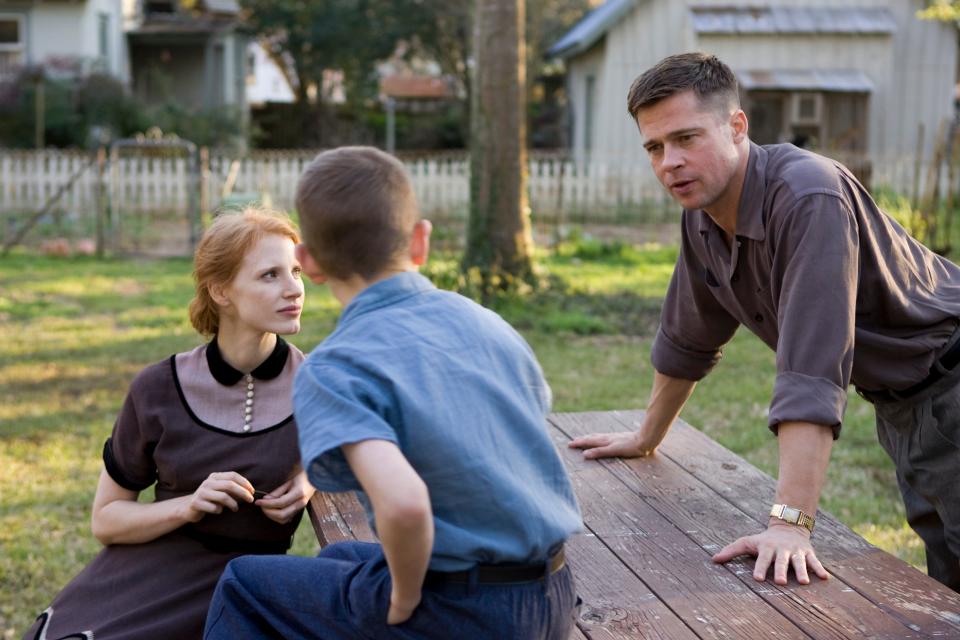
202, 0, 241, 14
691, 6, 896, 35
547, 0, 637, 59
737, 69, 874, 92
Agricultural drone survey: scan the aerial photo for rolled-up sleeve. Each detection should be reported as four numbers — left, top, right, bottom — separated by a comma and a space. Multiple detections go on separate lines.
651, 223, 739, 380
293, 354, 398, 493
768, 193, 858, 437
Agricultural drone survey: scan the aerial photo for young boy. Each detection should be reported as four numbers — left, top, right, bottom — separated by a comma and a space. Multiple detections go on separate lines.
203, 146, 582, 639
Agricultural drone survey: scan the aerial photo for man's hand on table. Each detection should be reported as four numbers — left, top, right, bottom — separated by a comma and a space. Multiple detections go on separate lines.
712, 521, 830, 585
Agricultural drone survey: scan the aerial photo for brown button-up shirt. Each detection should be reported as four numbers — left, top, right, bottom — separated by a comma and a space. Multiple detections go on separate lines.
651, 142, 960, 435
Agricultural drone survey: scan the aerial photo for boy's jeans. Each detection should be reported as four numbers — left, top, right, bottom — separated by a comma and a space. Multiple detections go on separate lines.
204, 541, 580, 639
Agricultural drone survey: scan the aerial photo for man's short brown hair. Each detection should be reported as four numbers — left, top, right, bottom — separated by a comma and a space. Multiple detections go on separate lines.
295, 146, 418, 281
627, 52, 739, 120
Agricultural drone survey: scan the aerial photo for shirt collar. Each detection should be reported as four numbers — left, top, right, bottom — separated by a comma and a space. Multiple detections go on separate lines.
338, 271, 435, 326
206, 335, 290, 386
696, 141, 767, 242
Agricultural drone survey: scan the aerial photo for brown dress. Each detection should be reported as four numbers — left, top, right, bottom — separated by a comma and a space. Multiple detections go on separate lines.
23, 338, 306, 640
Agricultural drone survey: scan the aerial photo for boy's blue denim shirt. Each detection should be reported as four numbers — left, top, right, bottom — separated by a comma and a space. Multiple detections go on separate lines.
294, 271, 582, 571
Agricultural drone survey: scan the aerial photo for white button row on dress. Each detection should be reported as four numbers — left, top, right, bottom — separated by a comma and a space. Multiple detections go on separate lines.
243, 374, 254, 432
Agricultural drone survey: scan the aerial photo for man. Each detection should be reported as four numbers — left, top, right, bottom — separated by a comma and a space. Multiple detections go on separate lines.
570, 52, 960, 591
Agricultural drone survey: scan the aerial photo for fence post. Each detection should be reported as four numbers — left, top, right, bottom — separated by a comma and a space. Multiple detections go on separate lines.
95, 147, 107, 258
200, 146, 210, 217
187, 145, 201, 252
912, 122, 925, 211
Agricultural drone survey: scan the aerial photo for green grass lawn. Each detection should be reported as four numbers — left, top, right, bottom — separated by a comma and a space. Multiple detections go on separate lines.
0, 246, 921, 637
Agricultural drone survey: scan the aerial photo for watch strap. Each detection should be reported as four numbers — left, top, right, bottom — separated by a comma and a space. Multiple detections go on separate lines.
769, 503, 816, 532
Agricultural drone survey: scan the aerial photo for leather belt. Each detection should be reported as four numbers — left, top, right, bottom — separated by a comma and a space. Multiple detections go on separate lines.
857, 334, 960, 403
423, 546, 566, 586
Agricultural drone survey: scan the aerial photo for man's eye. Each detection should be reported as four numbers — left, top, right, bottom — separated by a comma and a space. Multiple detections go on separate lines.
262, 270, 277, 278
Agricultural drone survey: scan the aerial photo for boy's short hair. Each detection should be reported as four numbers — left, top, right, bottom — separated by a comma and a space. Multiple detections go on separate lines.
627, 52, 740, 120
295, 146, 419, 281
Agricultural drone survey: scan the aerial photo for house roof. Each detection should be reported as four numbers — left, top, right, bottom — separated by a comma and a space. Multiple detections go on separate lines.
546, 0, 637, 59
738, 69, 874, 92
380, 75, 454, 99
201, 0, 241, 14
691, 6, 896, 34
548, 2, 897, 61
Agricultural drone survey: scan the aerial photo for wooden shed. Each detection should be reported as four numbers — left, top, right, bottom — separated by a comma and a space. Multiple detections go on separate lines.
549, 0, 958, 187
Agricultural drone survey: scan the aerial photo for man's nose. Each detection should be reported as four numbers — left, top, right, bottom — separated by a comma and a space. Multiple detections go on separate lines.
662, 144, 684, 170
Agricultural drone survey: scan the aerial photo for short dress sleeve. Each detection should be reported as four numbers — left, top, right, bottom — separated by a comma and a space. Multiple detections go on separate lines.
102, 363, 165, 491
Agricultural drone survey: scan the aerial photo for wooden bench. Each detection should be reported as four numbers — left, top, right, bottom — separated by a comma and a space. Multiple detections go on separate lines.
308, 410, 960, 639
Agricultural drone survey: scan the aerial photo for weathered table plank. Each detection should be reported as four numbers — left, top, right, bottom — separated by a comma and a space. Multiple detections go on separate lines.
554, 428, 813, 639
553, 410, 960, 638
306, 411, 960, 639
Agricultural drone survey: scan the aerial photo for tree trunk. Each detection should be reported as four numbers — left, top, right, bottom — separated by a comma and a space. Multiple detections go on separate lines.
463, 0, 534, 288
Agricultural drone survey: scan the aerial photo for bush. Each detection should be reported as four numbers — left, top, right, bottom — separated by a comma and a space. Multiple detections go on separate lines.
0, 66, 245, 150
873, 186, 928, 242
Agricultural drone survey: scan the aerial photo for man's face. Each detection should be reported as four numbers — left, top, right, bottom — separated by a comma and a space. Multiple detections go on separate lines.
636, 90, 745, 213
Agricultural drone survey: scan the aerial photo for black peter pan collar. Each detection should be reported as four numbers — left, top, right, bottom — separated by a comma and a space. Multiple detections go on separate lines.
206, 336, 290, 386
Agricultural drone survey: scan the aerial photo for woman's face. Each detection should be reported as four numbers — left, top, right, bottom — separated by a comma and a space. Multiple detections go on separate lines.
219, 233, 304, 336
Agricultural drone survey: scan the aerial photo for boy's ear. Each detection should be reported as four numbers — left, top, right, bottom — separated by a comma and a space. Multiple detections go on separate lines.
295, 243, 327, 284
410, 220, 432, 266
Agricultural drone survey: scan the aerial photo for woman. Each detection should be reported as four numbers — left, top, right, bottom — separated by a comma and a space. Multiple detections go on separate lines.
24, 208, 316, 640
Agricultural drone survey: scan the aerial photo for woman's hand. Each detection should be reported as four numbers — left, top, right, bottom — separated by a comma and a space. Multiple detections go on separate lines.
255, 470, 315, 524
182, 471, 256, 523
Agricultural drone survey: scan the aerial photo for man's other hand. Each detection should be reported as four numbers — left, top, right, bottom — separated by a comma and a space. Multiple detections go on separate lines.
712, 523, 830, 585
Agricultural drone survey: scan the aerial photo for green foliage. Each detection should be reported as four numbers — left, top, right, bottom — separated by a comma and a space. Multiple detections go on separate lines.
144, 102, 245, 150
873, 187, 929, 242
241, 0, 433, 104
917, 0, 960, 21
0, 69, 244, 150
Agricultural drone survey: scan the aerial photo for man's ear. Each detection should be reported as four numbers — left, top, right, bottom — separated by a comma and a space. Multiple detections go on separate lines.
730, 109, 748, 143
295, 243, 327, 284
410, 220, 432, 266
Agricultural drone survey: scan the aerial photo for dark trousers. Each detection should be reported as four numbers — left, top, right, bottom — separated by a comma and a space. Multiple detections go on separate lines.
203, 541, 580, 639
874, 366, 960, 592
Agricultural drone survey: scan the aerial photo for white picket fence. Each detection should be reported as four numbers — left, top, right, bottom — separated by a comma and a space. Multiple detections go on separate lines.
0, 147, 953, 223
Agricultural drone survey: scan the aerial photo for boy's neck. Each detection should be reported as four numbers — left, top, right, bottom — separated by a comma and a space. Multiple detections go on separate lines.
328, 264, 418, 307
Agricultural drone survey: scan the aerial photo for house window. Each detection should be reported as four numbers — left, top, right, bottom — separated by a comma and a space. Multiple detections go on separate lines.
98, 13, 110, 71
247, 49, 256, 85
0, 14, 24, 77
212, 43, 225, 106
747, 90, 867, 153
145, 1, 176, 15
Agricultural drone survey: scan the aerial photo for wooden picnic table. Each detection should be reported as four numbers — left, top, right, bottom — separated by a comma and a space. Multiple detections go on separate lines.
307, 410, 960, 639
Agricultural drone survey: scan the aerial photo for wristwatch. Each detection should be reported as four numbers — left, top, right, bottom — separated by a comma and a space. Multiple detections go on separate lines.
769, 503, 816, 532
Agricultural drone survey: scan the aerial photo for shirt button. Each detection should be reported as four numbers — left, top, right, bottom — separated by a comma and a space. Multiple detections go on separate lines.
731, 273, 740, 283
754, 313, 763, 323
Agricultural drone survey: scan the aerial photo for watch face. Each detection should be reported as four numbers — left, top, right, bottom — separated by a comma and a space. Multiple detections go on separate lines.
781, 506, 801, 522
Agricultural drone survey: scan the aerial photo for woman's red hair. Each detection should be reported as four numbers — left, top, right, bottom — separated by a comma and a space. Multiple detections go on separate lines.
188, 208, 300, 336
